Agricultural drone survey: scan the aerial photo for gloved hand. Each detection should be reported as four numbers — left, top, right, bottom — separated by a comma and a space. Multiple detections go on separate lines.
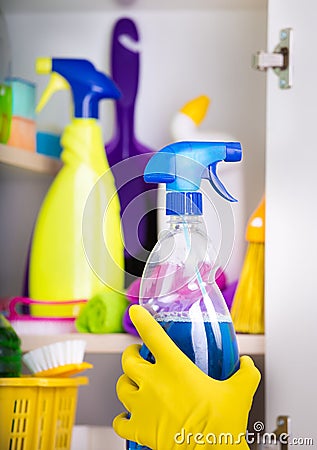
113, 305, 261, 450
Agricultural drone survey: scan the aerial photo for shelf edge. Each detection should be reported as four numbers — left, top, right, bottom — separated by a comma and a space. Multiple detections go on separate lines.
0, 144, 62, 175
237, 333, 265, 355
21, 332, 264, 355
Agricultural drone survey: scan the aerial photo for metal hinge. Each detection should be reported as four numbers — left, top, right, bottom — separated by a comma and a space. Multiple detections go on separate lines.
273, 415, 291, 449
252, 28, 293, 89
259, 415, 291, 449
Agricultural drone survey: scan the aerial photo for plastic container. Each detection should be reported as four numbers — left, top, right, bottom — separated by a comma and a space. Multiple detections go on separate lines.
171, 95, 237, 142
128, 141, 242, 450
5, 77, 36, 120
8, 297, 87, 335
0, 83, 12, 143
36, 131, 62, 159
29, 58, 124, 316
7, 116, 36, 151
139, 212, 240, 378
0, 313, 22, 378
5, 78, 36, 151
0, 376, 88, 450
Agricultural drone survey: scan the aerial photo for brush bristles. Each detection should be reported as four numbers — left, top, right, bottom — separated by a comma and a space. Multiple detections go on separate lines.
22, 340, 86, 374
231, 242, 265, 334
10, 320, 76, 335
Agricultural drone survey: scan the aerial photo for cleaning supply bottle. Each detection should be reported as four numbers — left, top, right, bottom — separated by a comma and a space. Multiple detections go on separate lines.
29, 58, 124, 316
128, 140, 242, 450
106, 18, 156, 283
0, 314, 22, 377
171, 95, 236, 142
170, 95, 245, 309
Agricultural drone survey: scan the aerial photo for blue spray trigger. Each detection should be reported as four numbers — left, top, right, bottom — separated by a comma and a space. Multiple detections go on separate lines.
50, 58, 121, 119
144, 150, 176, 184
206, 162, 237, 202
144, 141, 242, 202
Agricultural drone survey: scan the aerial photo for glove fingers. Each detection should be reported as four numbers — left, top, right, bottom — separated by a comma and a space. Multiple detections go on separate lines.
240, 355, 261, 389
116, 373, 138, 412
122, 343, 148, 385
112, 412, 136, 442
232, 355, 261, 394
129, 305, 183, 363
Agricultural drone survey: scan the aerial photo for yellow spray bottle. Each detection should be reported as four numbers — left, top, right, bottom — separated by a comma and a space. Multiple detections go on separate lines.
29, 58, 124, 316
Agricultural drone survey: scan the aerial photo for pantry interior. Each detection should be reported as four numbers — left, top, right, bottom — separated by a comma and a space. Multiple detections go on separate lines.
0, 0, 267, 447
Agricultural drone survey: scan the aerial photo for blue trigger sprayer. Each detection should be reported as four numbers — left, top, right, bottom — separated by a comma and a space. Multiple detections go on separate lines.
127, 140, 242, 450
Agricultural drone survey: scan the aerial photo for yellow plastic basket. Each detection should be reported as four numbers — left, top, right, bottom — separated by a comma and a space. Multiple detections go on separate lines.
0, 376, 88, 450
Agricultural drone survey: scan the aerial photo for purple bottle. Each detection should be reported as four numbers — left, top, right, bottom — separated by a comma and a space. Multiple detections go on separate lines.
105, 18, 157, 286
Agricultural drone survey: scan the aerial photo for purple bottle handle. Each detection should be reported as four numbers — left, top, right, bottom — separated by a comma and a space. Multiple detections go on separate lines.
107, 17, 147, 165
106, 18, 157, 279
112, 18, 139, 133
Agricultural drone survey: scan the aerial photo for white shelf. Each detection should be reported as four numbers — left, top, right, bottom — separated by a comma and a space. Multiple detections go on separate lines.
236, 333, 264, 356
21, 333, 142, 354
21, 332, 264, 355
0, 144, 62, 175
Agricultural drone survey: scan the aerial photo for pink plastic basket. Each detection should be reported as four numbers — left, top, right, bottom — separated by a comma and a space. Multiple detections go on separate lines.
8, 297, 87, 335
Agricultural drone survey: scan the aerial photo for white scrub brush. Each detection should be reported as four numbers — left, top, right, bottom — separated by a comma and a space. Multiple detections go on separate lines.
22, 339, 93, 377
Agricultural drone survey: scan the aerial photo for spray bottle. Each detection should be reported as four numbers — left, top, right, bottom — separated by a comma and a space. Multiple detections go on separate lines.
29, 58, 124, 316
128, 140, 242, 450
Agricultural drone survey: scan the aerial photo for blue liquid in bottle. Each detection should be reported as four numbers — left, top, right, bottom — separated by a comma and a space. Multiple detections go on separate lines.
127, 313, 239, 450
156, 318, 239, 379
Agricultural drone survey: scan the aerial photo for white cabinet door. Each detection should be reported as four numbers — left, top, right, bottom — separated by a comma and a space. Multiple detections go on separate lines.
265, 0, 317, 446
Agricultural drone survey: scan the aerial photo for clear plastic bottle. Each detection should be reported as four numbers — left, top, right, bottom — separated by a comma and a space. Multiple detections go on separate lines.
140, 212, 239, 379
127, 196, 240, 450
127, 141, 242, 450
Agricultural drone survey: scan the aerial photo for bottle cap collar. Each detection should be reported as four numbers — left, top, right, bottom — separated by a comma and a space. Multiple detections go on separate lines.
166, 192, 202, 216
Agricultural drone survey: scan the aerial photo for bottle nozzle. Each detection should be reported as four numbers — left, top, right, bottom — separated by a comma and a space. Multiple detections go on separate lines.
36, 57, 52, 75
36, 72, 70, 113
225, 142, 242, 162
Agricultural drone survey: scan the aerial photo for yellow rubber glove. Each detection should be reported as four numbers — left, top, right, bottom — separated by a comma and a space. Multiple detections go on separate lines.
113, 305, 261, 450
